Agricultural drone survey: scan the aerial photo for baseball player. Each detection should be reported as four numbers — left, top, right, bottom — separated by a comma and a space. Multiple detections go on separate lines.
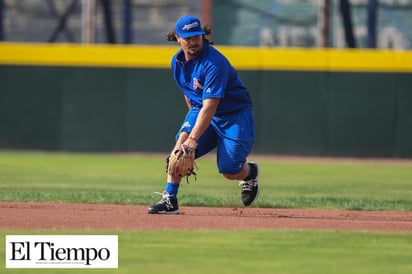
148, 15, 259, 214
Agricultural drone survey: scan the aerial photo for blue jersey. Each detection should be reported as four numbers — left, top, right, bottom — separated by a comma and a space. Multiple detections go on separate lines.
171, 42, 252, 116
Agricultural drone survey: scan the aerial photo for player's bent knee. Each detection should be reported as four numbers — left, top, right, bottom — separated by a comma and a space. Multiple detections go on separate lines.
223, 173, 236, 180
222, 172, 243, 180
219, 162, 247, 180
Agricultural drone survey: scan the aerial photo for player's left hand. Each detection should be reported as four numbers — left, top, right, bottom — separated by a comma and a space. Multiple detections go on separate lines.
167, 144, 197, 179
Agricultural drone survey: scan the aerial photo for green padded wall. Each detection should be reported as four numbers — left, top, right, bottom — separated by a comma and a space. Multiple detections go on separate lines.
125, 68, 186, 152
0, 66, 61, 149
59, 67, 127, 151
259, 71, 328, 155
1, 65, 411, 158
395, 74, 412, 157
328, 73, 396, 157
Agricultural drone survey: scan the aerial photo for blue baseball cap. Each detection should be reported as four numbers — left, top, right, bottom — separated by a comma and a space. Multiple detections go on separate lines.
175, 15, 205, 38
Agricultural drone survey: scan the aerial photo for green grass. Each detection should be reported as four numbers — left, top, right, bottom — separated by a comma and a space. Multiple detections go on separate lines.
1, 151, 412, 274
1, 230, 412, 274
1, 150, 412, 210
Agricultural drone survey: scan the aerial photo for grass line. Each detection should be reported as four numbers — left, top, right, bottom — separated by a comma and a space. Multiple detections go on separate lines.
1, 151, 412, 211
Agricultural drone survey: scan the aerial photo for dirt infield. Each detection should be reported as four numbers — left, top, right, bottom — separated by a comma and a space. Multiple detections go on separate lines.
1, 202, 412, 232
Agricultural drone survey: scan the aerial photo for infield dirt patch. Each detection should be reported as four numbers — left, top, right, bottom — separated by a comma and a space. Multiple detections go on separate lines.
1, 202, 412, 232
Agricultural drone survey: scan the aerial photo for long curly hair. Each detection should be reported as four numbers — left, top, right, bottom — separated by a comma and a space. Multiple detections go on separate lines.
166, 25, 214, 45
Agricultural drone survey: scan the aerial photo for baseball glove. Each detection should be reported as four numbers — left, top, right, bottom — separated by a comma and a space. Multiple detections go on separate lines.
166, 144, 197, 180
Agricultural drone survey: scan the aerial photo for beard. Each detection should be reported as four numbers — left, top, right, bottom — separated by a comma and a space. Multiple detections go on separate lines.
187, 46, 201, 58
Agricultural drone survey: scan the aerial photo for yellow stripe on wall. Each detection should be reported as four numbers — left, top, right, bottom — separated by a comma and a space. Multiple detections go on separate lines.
219, 46, 412, 72
1, 42, 412, 72
0, 42, 178, 68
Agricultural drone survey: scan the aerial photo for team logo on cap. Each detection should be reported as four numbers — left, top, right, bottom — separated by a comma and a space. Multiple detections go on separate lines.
183, 21, 199, 31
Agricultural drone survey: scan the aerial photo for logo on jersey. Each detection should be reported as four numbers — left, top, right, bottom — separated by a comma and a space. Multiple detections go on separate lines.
183, 22, 199, 31
193, 78, 204, 90
181, 121, 192, 130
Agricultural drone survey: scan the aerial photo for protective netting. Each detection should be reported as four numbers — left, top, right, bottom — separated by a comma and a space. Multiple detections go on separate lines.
214, 0, 412, 49
2, 0, 412, 48
1, 0, 198, 44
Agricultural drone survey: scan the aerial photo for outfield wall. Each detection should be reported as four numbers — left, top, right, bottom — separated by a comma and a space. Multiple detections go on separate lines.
1, 43, 411, 157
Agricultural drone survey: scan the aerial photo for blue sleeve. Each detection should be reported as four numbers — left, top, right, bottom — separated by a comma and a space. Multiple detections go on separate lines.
202, 63, 228, 100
